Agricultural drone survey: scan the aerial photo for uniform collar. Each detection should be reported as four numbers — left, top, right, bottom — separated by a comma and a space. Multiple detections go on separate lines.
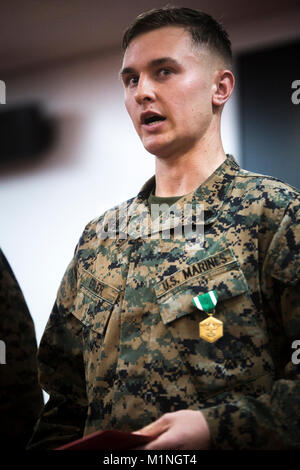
118, 155, 240, 237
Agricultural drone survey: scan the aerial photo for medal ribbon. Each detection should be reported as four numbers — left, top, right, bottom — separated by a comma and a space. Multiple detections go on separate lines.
193, 290, 218, 312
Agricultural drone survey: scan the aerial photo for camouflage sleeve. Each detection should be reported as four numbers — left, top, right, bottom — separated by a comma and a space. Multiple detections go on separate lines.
0, 249, 43, 449
201, 198, 300, 449
27, 249, 88, 450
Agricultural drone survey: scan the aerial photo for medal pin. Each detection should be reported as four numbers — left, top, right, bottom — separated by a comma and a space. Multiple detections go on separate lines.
193, 290, 223, 343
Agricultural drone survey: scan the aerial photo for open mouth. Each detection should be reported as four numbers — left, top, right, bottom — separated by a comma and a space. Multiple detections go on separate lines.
142, 113, 166, 126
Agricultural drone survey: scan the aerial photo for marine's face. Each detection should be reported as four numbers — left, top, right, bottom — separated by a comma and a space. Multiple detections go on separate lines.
121, 26, 218, 158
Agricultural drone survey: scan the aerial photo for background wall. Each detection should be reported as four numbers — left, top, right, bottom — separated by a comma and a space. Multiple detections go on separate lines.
0, 1, 299, 345
238, 39, 300, 188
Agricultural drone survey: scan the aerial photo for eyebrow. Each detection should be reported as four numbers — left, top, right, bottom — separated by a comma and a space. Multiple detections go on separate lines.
119, 57, 180, 77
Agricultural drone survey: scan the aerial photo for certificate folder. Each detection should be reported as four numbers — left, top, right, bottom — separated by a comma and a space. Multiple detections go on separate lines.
56, 429, 154, 450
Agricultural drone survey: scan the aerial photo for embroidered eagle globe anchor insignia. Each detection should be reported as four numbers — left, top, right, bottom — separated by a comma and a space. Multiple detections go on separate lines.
193, 290, 223, 343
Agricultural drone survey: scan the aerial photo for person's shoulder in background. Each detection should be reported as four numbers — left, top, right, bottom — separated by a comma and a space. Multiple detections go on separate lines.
0, 248, 44, 450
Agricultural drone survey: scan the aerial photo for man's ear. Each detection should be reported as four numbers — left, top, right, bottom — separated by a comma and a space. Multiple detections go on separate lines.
212, 69, 235, 107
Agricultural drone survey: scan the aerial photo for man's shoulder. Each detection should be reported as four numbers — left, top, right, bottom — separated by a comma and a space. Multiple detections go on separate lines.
77, 195, 138, 248
236, 166, 300, 205
92, 196, 137, 225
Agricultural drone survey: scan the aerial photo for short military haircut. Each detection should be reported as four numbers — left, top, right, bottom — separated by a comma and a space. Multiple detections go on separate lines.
122, 6, 232, 69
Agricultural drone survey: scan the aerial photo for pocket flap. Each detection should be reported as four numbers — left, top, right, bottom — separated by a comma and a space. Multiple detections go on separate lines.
80, 268, 120, 304
155, 265, 249, 325
72, 269, 120, 334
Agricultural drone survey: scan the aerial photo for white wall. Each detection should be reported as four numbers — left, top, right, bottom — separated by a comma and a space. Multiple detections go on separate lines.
0, 49, 241, 345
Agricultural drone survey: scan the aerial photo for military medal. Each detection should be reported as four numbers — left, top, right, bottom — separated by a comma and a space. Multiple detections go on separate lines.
193, 290, 223, 343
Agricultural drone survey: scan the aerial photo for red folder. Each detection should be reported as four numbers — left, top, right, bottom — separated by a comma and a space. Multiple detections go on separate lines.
56, 429, 155, 450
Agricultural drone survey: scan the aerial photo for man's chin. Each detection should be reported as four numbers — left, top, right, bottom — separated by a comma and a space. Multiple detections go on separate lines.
143, 139, 175, 159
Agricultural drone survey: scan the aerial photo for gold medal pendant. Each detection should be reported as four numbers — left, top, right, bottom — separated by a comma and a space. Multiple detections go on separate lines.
199, 312, 223, 343
193, 291, 223, 343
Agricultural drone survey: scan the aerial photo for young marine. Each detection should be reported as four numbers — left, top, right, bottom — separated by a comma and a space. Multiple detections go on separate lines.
28, 7, 300, 450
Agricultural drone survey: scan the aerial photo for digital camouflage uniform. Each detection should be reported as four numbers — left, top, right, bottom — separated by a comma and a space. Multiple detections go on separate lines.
0, 249, 43, 449
28, 155, 300, 449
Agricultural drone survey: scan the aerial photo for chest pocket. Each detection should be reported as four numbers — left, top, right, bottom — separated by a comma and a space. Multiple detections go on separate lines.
154, 257, 272, 397
155, 260, 249, 325
72, 268, 120, 336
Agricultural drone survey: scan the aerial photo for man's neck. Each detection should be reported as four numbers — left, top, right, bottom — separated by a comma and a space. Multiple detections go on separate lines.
154, 139, 226, 197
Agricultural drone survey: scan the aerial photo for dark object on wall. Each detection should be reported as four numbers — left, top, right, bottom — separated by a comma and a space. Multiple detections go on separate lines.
0, 103, 55, 163
237, 40, 300, 189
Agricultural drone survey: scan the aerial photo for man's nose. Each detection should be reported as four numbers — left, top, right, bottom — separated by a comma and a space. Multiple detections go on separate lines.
134, 75, 155, 104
